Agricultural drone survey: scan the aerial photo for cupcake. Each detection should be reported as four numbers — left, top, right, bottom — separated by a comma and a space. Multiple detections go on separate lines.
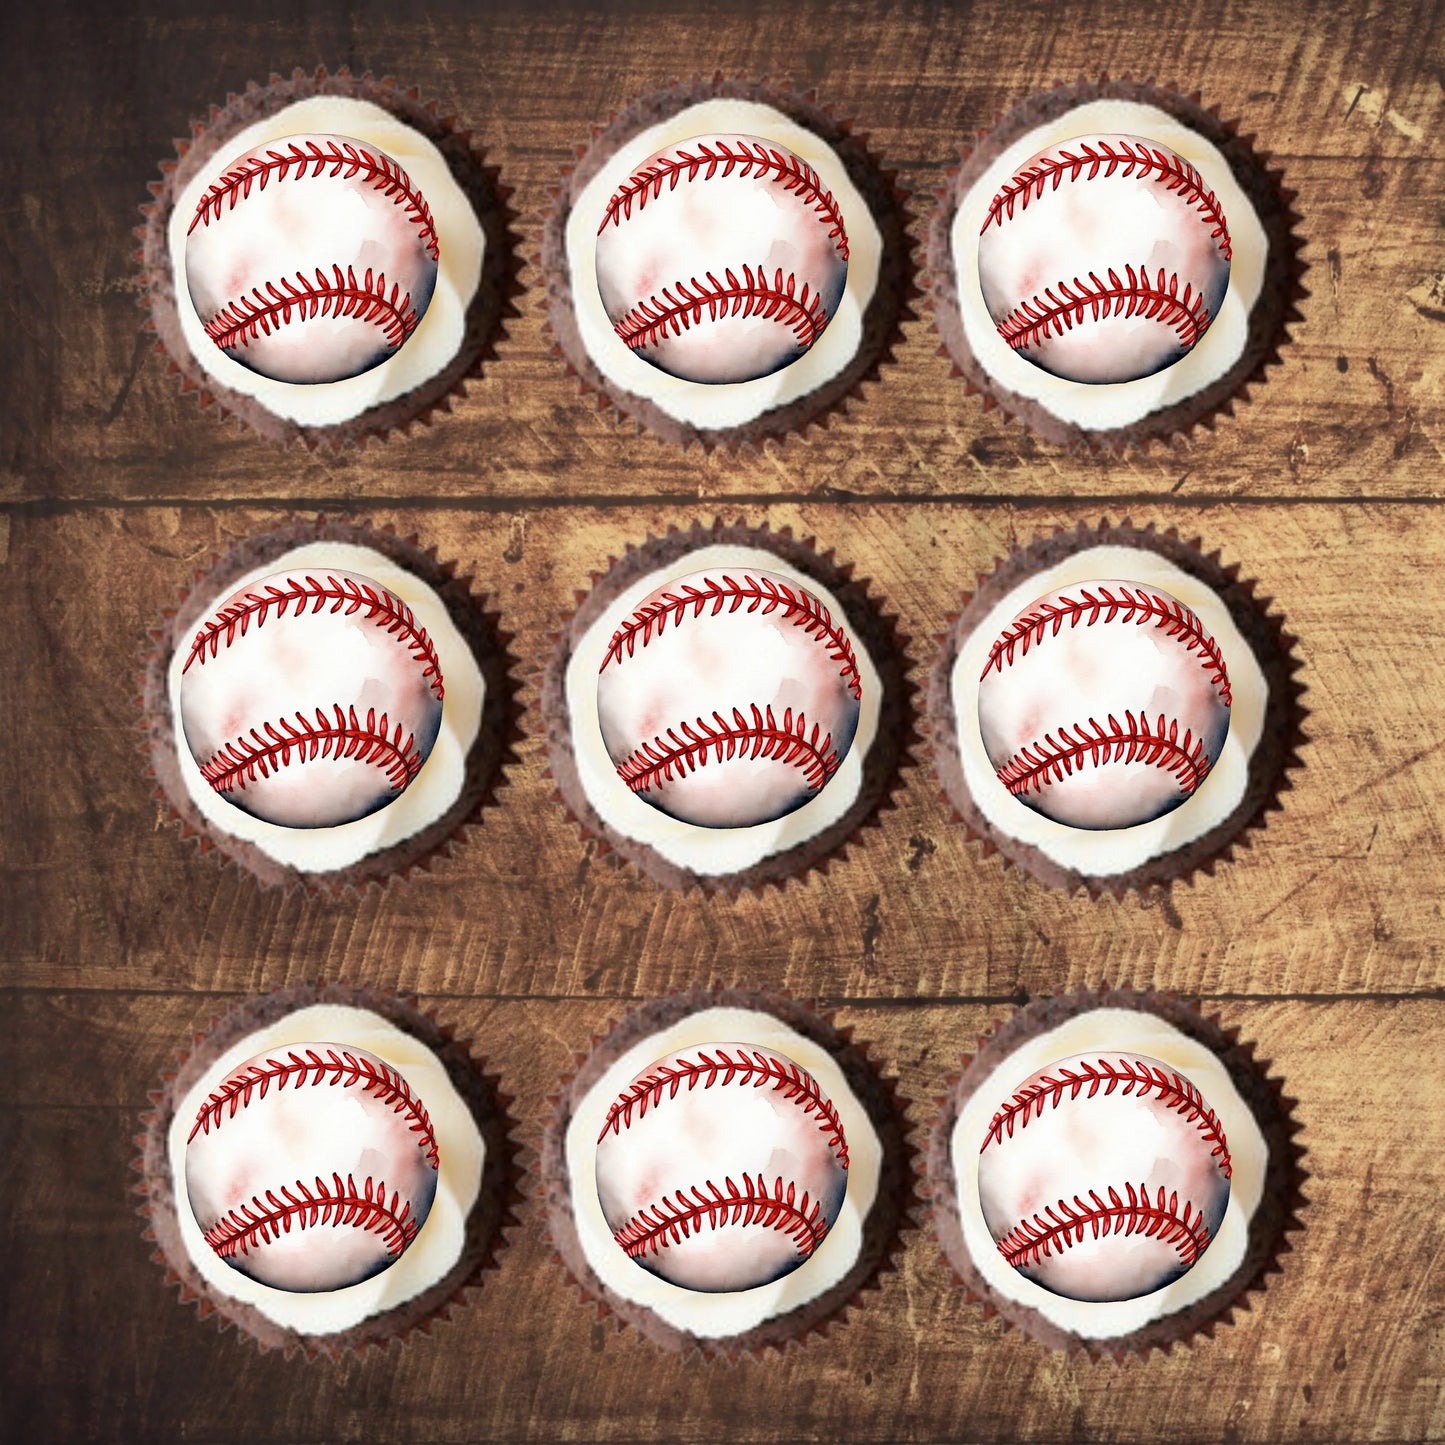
540, 986, 914, 1357
542, 74, 915, 450
928, 518, 1307, 896
542, 518, 915, 893
138, 515, 521, 894
133, 983, 521, 1358
927, 77, 1306, 451
137, 66, 520, 447
927, 987, 1307, 1359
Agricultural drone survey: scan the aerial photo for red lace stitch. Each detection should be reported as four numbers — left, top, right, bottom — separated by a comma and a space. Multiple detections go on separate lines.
996, 711, 1211, 799
189, 137, 440, 259
980, 1056, 1231, 1177
202, 266, 419, 354
981, 584, 1231, 706
997, 266, 1211, 353
615, 705, 839, 796
996, 1183, 1212, 1270
598, 138, 849, 259
188, 1045, 440, 1169
202, 1172, 419, 1261
981, 138, 1232, 260
199, 705, 424, 796
183, 572, 443, 702
599, 1047, 849, 1166
613, 266, 829, 354
612, 1173, 829, 1261
600, 572, 861, 701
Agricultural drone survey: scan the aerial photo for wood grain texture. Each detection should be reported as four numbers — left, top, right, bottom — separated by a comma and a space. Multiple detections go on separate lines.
3, 0, 1444, 1440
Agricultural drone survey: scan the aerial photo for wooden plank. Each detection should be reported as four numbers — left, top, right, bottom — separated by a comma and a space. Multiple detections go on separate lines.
1, 991, 1440, 1444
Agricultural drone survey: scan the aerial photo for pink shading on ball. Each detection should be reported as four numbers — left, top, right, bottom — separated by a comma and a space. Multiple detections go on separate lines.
977, 133, 1231, 384
185, 133, 440, 384
594, 133, 849, 384
185, 1043, 440, 1293
595, 1043, 850, 1292
976, 579, 1231, 830
977, 1051, 1232, 1303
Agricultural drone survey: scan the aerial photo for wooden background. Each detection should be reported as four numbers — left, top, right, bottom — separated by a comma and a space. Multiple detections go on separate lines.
3, 0, 1444, 1440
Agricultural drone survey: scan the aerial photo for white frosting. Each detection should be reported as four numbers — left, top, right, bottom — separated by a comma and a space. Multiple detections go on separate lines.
564, 99, 882, 429
565, 545, 881, 874
166, 541, 485, 873
564, 1007, 882, 1338
951, 545, 1266, 876
950, 1008, 1267, 1339
167, 97, 485, 426
950, 100, 1267, 429
167, 1004, 485, 1336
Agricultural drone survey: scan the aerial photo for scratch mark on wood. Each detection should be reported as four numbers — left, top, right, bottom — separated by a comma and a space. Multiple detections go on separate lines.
861, 893, 882, 974
103, 331, 150, 425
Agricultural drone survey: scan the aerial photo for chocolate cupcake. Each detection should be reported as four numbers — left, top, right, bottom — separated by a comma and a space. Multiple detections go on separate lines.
927, 77, 1306, 452
540, 986, 915, 1357
133, 982, 521, 1359
137, 66, 521, 448
542, 518, 915, 893
138, 515, 521, 895
928, 518, 1307, 897
542, 74, 915, 451
927, 987, 1307, 1360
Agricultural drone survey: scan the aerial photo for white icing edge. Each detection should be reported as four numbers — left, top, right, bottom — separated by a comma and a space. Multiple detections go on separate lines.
564, 544, 882, 874
166, 96, 485, 427
166, 1003, 485, 1336
564, 99, 882, 429
950, 1007, 1267, 1340
950, 99, 1267, 430
950, 544, 1266, 876
564, 1006, 882, 1338
165, 540, 485, 873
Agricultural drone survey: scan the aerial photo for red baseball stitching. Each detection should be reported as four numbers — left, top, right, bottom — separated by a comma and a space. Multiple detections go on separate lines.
598, 138, 849, 259
612, 1173, 830, 1262
996, 266, 1211, 353
981, 584, 1231, 706
615, 705, 839, 796
199, 705, 425, 796
202, 266, 420, 355
980, 1056, 1231, 1178
613, 267, 829, 354
183, 573, 444, 702
189, 1046, 440, 1170
599, 1046, 849, 1166
996, 1183, 1212, 1271
202, 1172, 420, 1262
996, 711, 1212, 800
600, 572, 862, 701
189, 137, 440, 260
980, 138, 1232, 260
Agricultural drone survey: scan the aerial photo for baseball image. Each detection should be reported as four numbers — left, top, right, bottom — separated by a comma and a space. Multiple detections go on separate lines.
594, 133, 850, 384
977, 132, 1232, 384
976, 579, 1232, 830
184, 1043, 440, 1293
595, 567, 863, 828
594, 1043, 850, 1292
185, 132, 441, 384
178, 568, 445, 829
977, 1050, 1232, 1303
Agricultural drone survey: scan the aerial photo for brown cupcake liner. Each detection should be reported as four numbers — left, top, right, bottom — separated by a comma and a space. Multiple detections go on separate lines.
540, 72, 918, 453
926, 517, 1308, 899
136, 65, 523, 450
540, 517, 918, 895
538, 984, 918, 1360
925, 75, 1309, 454
132, 981, 524, 1361
136, 514, 523, 897
925, 986, 1309, 1361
